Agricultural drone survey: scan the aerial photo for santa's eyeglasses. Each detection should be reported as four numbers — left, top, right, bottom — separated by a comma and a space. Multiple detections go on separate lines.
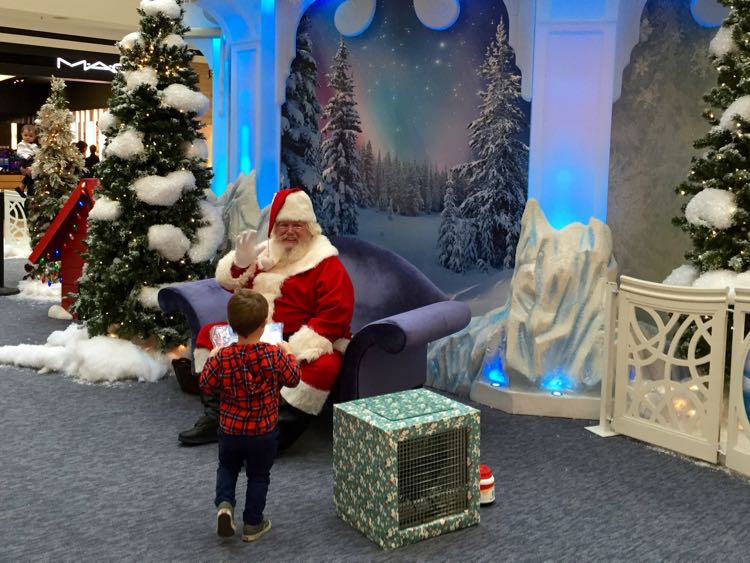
275, 222, 306, 232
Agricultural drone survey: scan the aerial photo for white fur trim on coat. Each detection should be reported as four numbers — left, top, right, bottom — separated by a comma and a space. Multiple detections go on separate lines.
333, 338, 350, 355
194, 347, 210, 372
252, 235, 339, 321
281, 380, 329, 415
288, 324, 333, 363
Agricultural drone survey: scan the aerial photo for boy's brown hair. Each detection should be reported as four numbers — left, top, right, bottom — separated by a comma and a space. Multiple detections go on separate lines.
21, 124, 37, 136
227, 289, 268, 337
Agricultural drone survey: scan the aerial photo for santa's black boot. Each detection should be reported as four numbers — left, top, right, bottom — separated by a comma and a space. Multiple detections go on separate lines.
178, 392, 219, 446
172, 358, 200, 395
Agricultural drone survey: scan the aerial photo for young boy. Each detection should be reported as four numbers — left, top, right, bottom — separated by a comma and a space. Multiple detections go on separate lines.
199, 289, 300, 542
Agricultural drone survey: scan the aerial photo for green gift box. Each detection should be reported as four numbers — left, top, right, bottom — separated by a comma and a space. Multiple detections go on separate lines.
333, 389, 480, 549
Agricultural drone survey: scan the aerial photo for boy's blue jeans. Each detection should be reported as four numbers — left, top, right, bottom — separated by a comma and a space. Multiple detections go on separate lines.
215, 428, 279, 525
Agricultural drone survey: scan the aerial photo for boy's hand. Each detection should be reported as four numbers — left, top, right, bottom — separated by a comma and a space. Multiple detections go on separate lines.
209, 347, 221, 358
277, 341, 292, 355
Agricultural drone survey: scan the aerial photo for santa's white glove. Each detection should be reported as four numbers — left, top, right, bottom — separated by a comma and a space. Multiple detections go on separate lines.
233, 229, 258, 269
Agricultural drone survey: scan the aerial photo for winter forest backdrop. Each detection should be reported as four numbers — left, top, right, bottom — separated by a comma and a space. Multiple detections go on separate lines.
280, 0, 717, 314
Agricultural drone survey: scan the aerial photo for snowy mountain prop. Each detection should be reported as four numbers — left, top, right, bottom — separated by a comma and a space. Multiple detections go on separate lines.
217, 171, 263, 244
428, 199, 616, 418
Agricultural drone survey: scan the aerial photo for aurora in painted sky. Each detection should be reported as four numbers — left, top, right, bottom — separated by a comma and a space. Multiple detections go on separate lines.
305, 0, 525, 169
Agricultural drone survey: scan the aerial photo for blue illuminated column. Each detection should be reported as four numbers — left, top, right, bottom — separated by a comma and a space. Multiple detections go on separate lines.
183, 6, 229, 195
506, 0, 647, 229
193, 0, 316, 207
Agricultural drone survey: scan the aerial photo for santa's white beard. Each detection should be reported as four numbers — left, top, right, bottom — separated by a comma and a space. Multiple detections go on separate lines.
268, 235, 314, 267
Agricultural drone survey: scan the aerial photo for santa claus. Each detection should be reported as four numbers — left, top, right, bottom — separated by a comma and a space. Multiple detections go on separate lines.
179, 188, 354, 448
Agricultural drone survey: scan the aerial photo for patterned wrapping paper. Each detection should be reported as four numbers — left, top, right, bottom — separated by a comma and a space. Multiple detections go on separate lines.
333, 389, 480, 549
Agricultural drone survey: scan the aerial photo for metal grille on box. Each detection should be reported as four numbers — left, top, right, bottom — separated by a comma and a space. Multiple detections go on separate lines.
333, 389, 480, 549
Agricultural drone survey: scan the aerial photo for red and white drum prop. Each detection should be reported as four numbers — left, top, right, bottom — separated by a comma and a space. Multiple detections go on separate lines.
479, 464, 495, 505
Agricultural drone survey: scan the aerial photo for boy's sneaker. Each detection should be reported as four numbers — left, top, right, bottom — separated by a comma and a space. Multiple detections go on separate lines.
241, 519, 271, 542
216, 502, 235, 538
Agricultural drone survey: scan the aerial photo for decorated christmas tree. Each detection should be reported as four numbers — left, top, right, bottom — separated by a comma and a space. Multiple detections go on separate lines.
73, 0, 224, 349
316, 38, 362, 235
28, 77, 85, 282
280, 14, 322, 194
673, 1, 750, 279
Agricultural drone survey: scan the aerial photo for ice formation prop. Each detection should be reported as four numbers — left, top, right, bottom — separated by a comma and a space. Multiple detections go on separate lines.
428, 199, 616, 418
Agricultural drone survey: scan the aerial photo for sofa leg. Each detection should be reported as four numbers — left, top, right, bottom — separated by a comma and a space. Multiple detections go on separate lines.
172, 358, 200, 395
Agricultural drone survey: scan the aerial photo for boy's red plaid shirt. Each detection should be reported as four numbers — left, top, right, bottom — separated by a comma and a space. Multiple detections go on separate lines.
199, 343, 300, 436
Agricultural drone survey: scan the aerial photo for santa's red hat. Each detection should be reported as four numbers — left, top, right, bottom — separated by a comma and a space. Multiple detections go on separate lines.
268, 188, 318, 236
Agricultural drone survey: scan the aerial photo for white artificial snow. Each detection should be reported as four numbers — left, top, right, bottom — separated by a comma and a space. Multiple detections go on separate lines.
148, 224, 190, 261
719, 95, 750, 131
163, 34, 186, 49
48, 304, 73, 320
183, 139, 209, 160
138, 284, 178, 309
98, 111, 120, 134
123, 67, 159, 92
685, 188, 736, 229
131, 170, 196, 207
119, 31, 142, 50
709, 25, 735, 58
188, 200, 225, 263
693, 269, 738, 296
10, 279, 61, 302
89, 196, 122, 222
0, 324, 168, 383
105, 128, 145, 160
160, 84, 209, 116
3, 242, 30, 258
140, 0, 181, 19
663, 264, 699, 286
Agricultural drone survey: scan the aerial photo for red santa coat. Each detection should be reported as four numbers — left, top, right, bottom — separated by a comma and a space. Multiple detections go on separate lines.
198, 233, 354, 415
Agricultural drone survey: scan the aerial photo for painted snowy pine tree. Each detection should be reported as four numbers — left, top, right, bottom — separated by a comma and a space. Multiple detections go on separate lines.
316, 37, 362, 235
438, 184, 464, 272
73, 0, 224, 349
360, 140, 375, 207
672, 1, 750, 281
444, 20, 528, 270
281, 14, 321, 193
28, 77, 85, 281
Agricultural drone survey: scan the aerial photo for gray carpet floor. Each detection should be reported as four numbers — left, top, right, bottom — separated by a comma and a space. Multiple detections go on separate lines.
2, 256, 750, 562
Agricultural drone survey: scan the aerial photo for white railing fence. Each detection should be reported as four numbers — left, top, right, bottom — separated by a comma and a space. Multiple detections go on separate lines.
596, 275, 750, 476
3, 190, 30, 250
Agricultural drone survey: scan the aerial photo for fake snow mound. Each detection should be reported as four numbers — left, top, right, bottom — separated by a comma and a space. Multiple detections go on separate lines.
4, 242, 30, 258
12, 279, 61, 302
0, 324, 169, 384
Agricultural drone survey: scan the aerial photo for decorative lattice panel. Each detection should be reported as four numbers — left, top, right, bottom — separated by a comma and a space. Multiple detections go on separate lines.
612, 276, 726, 462
726, 288, 750, 476
4, 190, 30, 247
333, 389, 480, 550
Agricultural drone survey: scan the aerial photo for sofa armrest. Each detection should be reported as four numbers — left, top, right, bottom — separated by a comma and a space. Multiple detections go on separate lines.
349, 300, 472, 355
335, 300, 471, 402
158, 278, 231, 340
